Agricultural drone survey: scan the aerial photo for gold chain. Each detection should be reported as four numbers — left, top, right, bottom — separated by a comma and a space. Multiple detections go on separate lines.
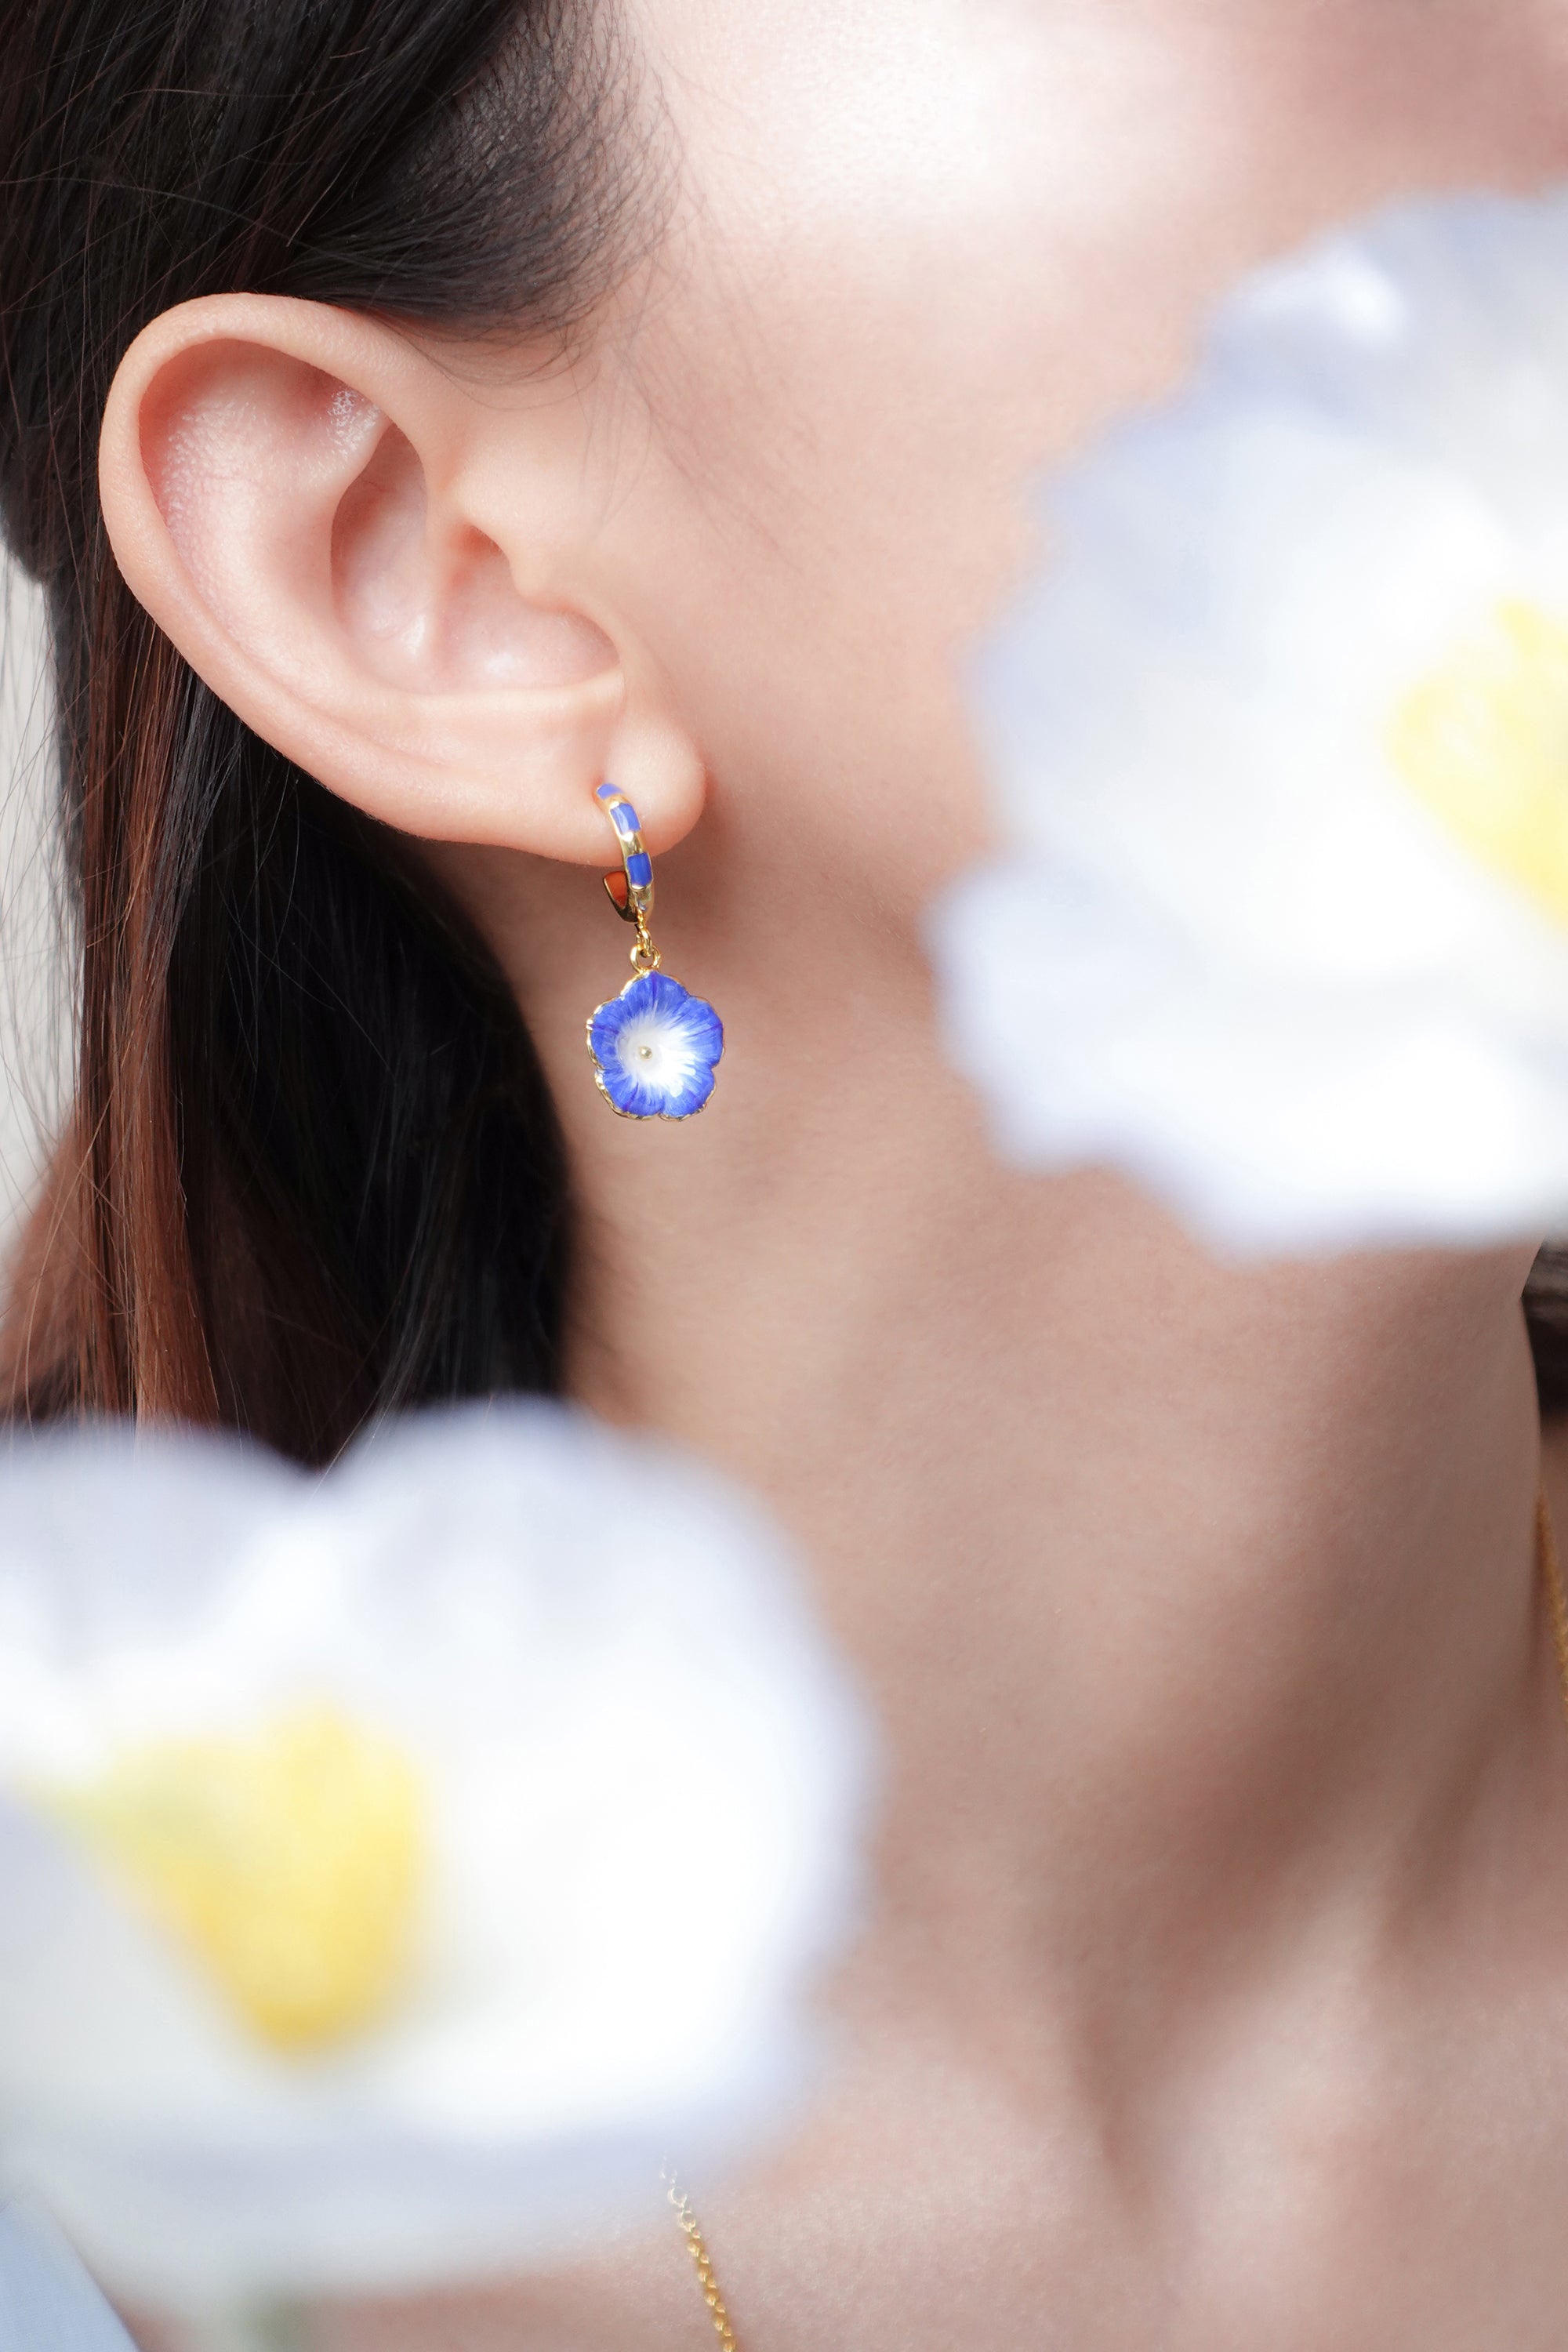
630, 909, 662, 975
665, 2170, 743, 2350
668, 1479, 1567, 2351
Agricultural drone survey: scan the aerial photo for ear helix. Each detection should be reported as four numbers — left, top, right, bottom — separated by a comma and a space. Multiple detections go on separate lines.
584, 784, 724, 1122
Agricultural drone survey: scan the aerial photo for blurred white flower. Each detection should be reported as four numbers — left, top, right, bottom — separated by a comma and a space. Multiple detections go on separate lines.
932, 183, 1568, 1253
0, 1406, 871, 2318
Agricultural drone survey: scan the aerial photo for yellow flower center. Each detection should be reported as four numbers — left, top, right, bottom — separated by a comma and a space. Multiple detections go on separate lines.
1391, 597, 1568, 924
49, 1708, 424, 2053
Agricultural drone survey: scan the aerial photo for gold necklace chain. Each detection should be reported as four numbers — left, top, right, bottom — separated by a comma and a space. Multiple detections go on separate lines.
666, 2170, 743, 2350
672, 1481, 1568, 2350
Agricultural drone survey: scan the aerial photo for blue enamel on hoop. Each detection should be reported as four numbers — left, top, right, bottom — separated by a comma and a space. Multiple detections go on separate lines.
595, 782, 659, 971
586, 786, 726, 1121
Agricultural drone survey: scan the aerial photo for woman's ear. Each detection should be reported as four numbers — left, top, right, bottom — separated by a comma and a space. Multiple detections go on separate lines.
97, 293, 703, 861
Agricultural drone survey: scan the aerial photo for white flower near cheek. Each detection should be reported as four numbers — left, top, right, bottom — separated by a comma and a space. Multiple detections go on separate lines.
931, 183, 1568, 1253
0, 1406, 871, 2318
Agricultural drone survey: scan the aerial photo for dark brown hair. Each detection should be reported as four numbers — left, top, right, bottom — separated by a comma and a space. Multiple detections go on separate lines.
0, 1, 647, 1461
1526, 1250, 1568, 1415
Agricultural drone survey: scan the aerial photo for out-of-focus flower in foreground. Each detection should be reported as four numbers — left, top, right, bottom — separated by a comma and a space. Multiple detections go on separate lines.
933, 183, 1568, 1253
0, 1406, 870, 2321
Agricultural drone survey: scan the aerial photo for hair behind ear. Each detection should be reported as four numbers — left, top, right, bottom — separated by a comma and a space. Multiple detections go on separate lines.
2, 574, 569, 1458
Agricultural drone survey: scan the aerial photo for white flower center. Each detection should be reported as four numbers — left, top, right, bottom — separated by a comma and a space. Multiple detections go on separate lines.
615, 1009, 705, 1092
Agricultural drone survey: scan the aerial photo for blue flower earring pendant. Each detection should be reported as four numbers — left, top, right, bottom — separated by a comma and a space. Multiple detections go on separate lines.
587, 785, 724, 1120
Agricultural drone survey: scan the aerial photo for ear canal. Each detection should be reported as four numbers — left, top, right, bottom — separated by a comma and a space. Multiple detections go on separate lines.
331, 426, 619, 695
438, 534, 618, 691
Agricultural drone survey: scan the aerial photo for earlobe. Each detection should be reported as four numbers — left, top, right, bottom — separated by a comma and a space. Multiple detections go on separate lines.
97, 292, 705, 862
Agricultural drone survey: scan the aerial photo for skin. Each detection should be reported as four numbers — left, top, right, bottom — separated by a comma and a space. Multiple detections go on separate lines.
96, 1, 1568, 2343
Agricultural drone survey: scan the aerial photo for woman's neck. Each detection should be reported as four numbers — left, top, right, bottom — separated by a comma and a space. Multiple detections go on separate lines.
444, 830, 1559, 2092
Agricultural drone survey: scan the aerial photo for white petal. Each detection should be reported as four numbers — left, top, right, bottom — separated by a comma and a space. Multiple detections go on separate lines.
0, 1409, 873, 2306
935, 181, 1568, 1251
